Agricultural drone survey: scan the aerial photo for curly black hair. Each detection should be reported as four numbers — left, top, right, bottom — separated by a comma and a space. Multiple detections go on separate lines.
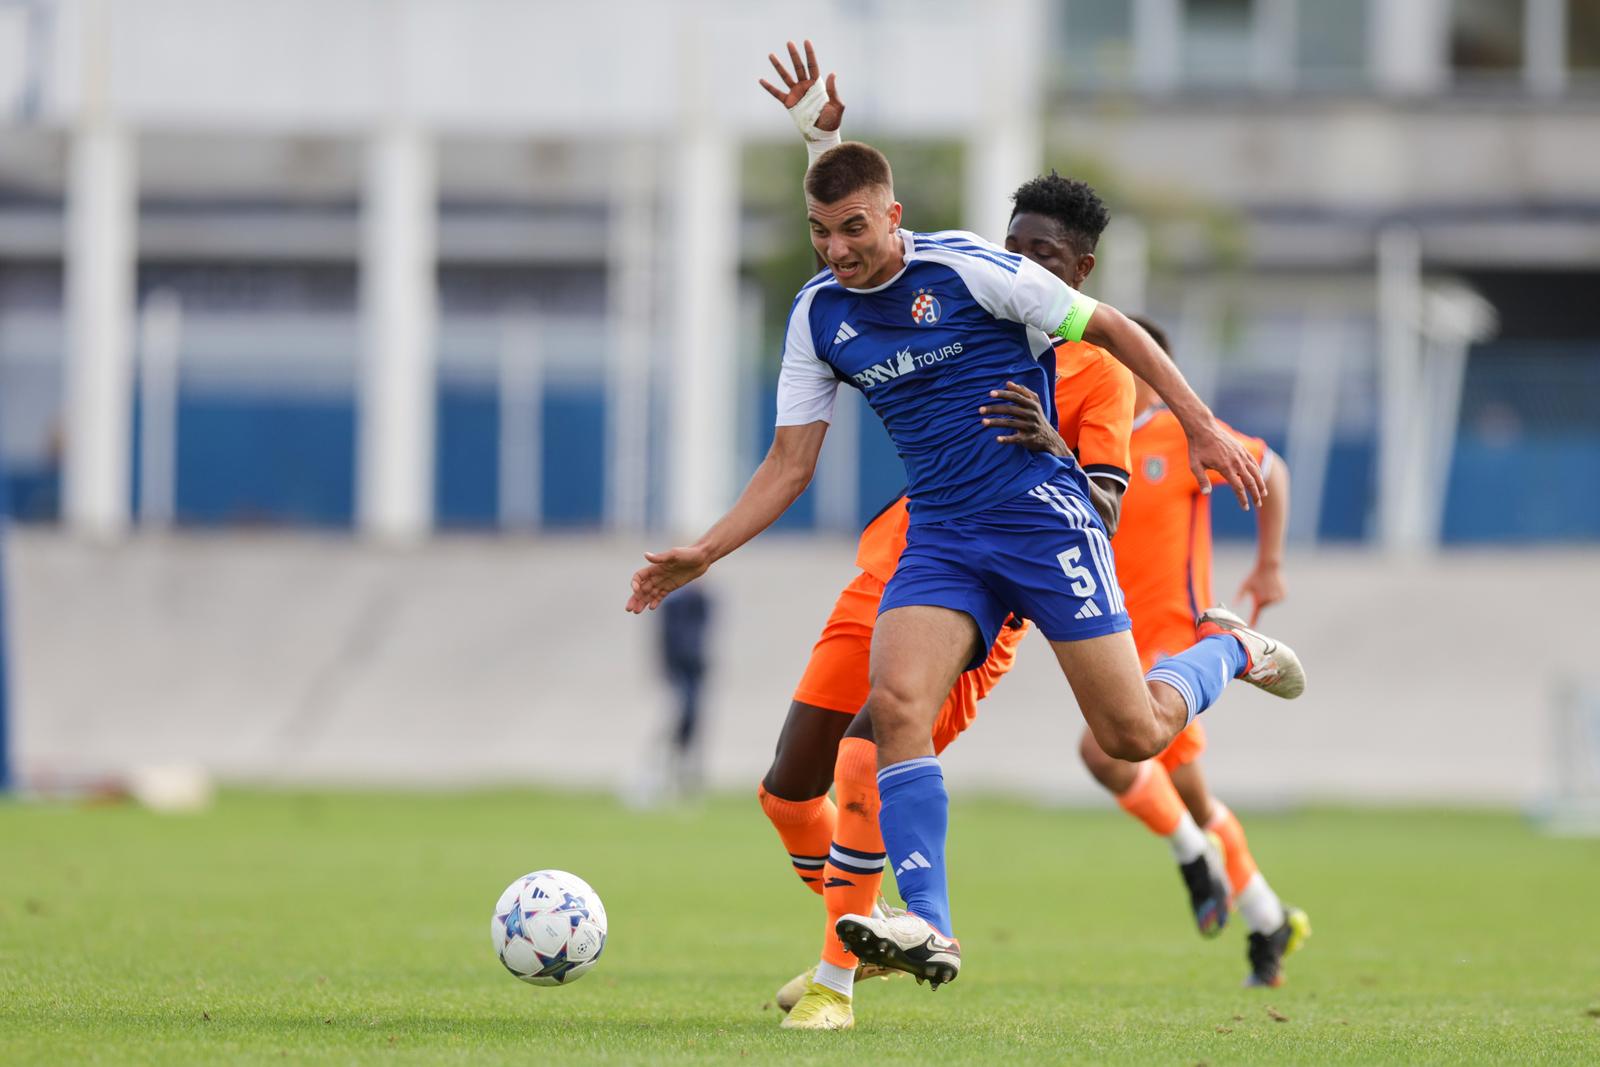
1009, 171, 1111, 256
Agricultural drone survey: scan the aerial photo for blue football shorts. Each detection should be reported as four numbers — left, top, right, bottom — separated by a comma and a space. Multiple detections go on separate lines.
878, 467, 1131, 671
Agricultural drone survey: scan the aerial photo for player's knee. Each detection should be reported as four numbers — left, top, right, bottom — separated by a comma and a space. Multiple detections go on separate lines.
862, 682, 928, 747
761, 750, 832, 801
1078, 729, 1116, 778
1094, 721, 1165, 763
863, 680, 914, 725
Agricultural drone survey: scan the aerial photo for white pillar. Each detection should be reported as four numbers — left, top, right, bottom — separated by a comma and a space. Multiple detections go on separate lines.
962, 0, 1044, 240
1175, 285, 1221, 405
1416, 282, 1496, 545
1370, 0, 1449, 96
1253, 0, 1297, 94
497, 311, 542, 532
1133, 0, 1183, 96
358, 124, 437, 542
62, 118, 136, 540
665, 30, 738, 535
1095, 216, 1150, 313
1525, 0, 1568, 98
1375, 225, 1424, 552
1284, 317, 1343, 544
606, 141, 654, 533
137, 288, 182, 529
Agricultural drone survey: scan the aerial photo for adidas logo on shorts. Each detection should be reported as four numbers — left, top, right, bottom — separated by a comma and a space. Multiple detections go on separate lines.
1074, 601, 1103, 620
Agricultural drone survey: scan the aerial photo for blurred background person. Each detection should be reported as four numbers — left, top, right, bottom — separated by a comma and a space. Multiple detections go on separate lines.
652, 581, 715, 805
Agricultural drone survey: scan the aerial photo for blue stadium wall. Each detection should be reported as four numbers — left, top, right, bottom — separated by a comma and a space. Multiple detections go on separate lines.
5, 352, 1600, 542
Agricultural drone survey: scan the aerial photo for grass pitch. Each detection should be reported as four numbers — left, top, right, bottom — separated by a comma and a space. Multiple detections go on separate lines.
3, 790, 1598, 1065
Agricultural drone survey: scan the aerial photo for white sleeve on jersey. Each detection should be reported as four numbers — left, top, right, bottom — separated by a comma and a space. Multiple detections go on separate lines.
1010, 254, 1095, 339
916, 230, 1098, 344
774, 288, 839, 426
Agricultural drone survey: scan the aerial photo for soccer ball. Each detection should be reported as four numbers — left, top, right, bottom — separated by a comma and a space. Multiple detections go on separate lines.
490, 869, 608, 986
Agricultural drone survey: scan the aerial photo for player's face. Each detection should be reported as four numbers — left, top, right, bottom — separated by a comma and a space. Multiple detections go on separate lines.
1005, 212, 1094, 289
806, 186, 904, 288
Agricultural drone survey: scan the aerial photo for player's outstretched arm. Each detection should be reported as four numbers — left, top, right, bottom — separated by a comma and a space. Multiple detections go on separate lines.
1081, 305, 1266, 510
758, 38, 845, 164
625, 421, 828, 614
1235, 451, 1290, 624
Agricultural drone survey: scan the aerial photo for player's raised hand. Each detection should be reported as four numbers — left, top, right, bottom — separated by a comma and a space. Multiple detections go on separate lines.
626, 545, 712, 614
1235, 565, 1286, 626
980, 381, 1069, 457
1185, 422, 1266, 511
758, 39, 844, 132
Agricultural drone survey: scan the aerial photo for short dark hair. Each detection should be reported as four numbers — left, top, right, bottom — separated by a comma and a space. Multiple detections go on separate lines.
805, 142, 894, 204
1128, 314, 1171, 356
1009, 171, 1110, 256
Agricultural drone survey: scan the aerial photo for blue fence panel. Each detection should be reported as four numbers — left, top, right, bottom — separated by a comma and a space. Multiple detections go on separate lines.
1316, 438, 1376, 542
541, 384, 606, 527
175, 392, 356, 526
435, 385, 499, 527
1443, 435, 1600, 542
2, 469, 58, 522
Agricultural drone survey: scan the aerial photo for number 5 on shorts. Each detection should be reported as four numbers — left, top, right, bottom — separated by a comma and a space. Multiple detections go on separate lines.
1056, 547, 1098, 598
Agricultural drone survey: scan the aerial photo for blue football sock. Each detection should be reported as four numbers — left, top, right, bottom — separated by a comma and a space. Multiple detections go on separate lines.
1144, 634, 1249, 725
876, 756, 953, 938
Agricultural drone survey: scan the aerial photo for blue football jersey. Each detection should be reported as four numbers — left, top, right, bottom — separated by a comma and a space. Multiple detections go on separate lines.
775, 229, 1099, 523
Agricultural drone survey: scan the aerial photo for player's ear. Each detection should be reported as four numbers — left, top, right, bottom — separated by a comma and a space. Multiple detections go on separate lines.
886, 199, 903, 228
1073, 252, 1096, 288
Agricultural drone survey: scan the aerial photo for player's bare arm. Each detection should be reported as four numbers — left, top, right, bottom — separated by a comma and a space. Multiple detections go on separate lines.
626, 421, 828, 614
1235, 451, 1290, 624
1080, 305, 1266, 510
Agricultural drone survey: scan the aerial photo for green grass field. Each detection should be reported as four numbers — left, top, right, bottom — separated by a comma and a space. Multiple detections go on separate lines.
3, 790, 1598, 1065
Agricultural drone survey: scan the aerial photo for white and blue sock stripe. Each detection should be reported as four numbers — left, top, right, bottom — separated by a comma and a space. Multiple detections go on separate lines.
828, 842, 887, 876
1145, 666, 1200, 724
876, 755, 941, 786
1145, 635, 1249, 726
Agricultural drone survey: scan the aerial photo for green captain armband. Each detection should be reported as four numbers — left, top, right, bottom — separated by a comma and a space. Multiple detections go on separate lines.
1053, 297, 1100, 343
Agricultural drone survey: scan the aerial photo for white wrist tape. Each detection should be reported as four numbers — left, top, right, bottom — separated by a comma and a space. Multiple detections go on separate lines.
788, 81, 842, 165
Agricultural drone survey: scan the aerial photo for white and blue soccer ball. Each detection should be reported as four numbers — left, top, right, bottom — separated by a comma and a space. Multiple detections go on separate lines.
491, 869, 608, 986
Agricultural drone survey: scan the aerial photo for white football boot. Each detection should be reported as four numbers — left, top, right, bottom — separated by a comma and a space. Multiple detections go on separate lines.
833, 912, 960, 989
1196, 606, 1306, 699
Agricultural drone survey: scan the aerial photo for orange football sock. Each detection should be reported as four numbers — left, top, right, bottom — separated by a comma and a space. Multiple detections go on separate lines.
757, 785, 836, 896
1116, 760, 1186, 837
1205, 801, 1260, 894
821, 737, 886, 970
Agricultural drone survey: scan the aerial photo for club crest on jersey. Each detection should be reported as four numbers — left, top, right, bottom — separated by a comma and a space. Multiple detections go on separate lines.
911, 288, 942, 325
1143, 456, 1167, 483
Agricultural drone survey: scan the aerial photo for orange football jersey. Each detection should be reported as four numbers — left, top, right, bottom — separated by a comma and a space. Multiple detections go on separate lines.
1111, 405, 1270, 665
